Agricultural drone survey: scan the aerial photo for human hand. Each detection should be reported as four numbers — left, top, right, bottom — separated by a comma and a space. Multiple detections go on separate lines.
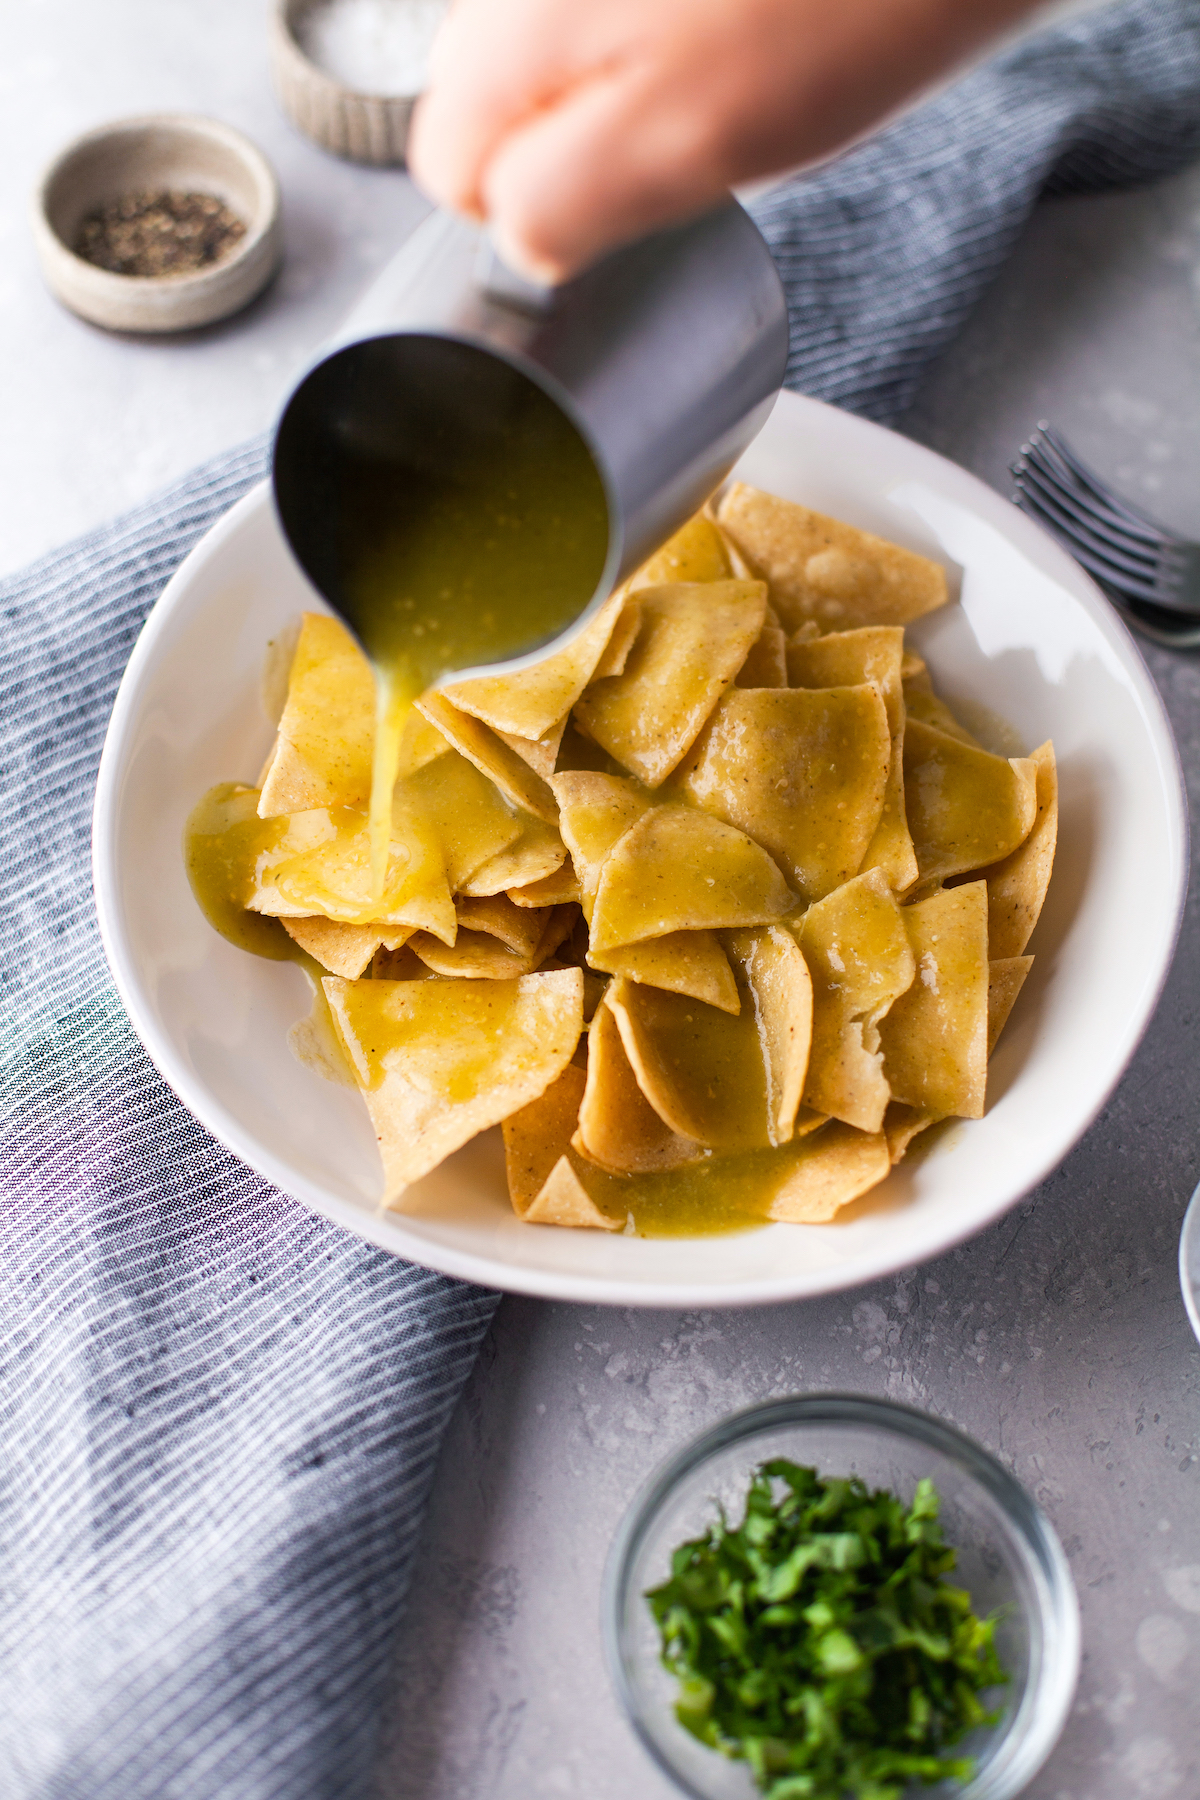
409, 0, 1047, 282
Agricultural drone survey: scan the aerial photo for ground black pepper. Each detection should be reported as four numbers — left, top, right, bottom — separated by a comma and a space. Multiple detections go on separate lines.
75, 191, 247, 279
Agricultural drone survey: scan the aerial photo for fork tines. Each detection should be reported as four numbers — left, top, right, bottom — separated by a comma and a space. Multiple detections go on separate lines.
1011, 424, 1193, 612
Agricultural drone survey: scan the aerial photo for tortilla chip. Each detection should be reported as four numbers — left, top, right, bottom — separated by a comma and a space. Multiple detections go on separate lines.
884, 1103, 942, 1165
589, 806, 793, 954
576, 995, 703, 1173
266, 793, 457, 941
494, 716, 567, 780
797, 868, 916, 1134
717, 484, 948, 633
588, 930, 740, 1014
629, 512, 733, 588
678, 685, 891, 905
455, 893, 550, 957
258, 613, 375, 816
403, 750, 524, 892
281, 916, 384, 978
521, 1155, 622, 1229
503, 1062, 587, 1212
988, 955, 1034, 1056
549, 771, 654, 920
724, 926, 813, 1141
608, 975, 777, 1152
765, 1122, 892, 1222
904, 718, 1038, 883
247, 807, 342, 917
903, 688, 980, 747
409, 929, 542, 978
787, 626, 917, 891
574, 580, 767, 786
879, 882, 988, 1118
325, 967, 584, 1200
441, 585, 629, 741
458, 819, 568, 897
735, 622, 788, 688
261, 619, 301, 727
589, 601, 642, 682
507, 861, 582, 908
982, 741, 1058, 957
416, 691, 559, 824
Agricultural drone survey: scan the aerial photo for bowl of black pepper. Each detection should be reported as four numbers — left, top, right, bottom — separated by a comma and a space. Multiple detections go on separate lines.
31, 114, 283, 334
605, 1395, 1080, 1800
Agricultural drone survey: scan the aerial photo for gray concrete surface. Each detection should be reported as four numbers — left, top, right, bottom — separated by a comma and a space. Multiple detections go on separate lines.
4, 3, 1199, 1797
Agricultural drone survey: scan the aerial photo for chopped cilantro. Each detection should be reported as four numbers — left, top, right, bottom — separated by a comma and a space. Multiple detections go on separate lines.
646, 1462, 1006, 1800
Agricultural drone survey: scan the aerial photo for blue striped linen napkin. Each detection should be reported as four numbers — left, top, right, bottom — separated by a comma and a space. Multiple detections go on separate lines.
2, 1, 1198, 1795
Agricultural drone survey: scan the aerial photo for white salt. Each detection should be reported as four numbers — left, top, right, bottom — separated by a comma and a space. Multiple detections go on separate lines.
299, 0, 449, 97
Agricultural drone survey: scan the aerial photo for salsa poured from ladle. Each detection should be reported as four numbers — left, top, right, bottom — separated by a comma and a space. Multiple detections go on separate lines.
273, 334, 612, 893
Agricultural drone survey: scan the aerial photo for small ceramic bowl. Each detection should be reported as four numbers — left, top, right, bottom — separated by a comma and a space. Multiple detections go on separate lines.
605, 1395, 1080, 1800
32, 114, 282, 335
270, 0, 424, 166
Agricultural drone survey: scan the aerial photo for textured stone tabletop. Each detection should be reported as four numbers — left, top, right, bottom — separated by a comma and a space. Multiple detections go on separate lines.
4, 4, 1199, 1798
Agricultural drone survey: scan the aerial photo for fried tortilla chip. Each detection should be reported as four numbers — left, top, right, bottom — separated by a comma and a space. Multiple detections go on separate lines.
416, 691, 559, 824
458, 819, 568, 897
404, 750, 524, 893
524, 1154, 624, 1229
281, 916, 384, 979
717, 484, 948, 633
326, 967, 584, 1200
588, 930, 740, 1014
904, 718, 1038, 883
988, 955, 1034, 1056
455, 894, 550, 957
981, 741, 1057, 957
589, 601, 641, 682
787, 626, 917, 891
629, 512, 733, 589
797, 868, 916, 1134
247, 807, 342, 917
409, 929, 541, 978
574, 580, 767, 786
267, 794, 457, 940
549, 771, 654, 920
494, 717, 567, 781
879, 882, 988, 1118
884, 1103, 942, 1165
503, 1062, 587, 1212
258, 613, 375, 816
507, 861, 582, 908
441, 585, 629, 741
724, 926, 813, 1141
576, 995, 703, 1173
903, 688, 980, 747
608, 976, 776, 1152
765, 1122, 892, 1222
589, 806, 793, 953
735, 621, 788, 688
678, 684, 891, 904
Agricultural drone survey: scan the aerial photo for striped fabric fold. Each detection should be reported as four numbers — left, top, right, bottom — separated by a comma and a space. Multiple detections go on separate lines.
752, 0, 1200, 423
3, 1, 1199, 1794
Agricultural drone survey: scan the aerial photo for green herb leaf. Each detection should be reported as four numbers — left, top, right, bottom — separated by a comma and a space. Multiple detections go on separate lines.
645, 1462, 1007, 1800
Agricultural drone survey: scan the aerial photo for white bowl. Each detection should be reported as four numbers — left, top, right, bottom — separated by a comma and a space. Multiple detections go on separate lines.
93, 391, 1187, 1306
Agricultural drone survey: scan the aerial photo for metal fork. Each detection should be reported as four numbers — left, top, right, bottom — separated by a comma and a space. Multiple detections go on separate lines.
1011, 424, 1200, 648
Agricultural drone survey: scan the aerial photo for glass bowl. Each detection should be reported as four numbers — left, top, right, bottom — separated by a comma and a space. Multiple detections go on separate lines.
1179, 1179, 1200, 1345
604, 1395, 1079, 1800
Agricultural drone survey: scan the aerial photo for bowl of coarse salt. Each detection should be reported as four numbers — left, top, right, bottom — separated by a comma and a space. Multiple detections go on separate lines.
270, 0, 448, 166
